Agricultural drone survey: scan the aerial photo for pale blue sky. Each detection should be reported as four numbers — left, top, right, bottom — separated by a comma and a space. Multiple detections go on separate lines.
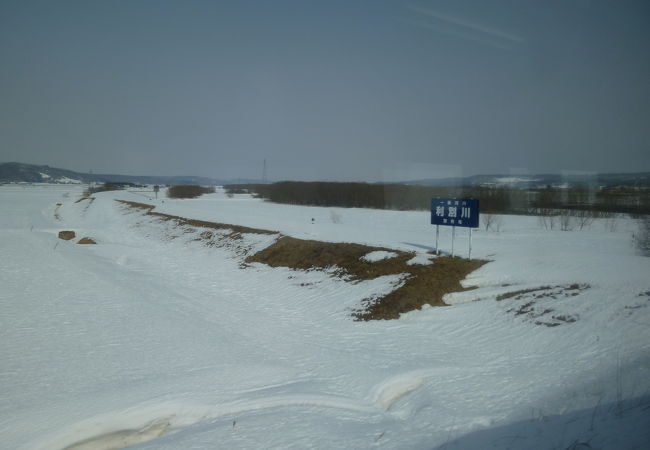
1, 0, 648, 181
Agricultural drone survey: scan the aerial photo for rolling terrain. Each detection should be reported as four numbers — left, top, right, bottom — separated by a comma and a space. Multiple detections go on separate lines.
1, 184, 649, 449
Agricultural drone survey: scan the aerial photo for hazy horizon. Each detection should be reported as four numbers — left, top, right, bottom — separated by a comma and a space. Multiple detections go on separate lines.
5, 160, 650, 186
1, 1, 649, 182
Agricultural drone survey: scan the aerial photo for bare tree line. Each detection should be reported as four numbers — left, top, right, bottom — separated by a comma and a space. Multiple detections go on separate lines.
226, 182, 650, 217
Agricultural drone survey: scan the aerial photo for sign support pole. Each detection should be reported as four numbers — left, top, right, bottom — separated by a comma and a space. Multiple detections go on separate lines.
469, 228, 472, 260
435, 225, 439, 256
451, 226, 455, 257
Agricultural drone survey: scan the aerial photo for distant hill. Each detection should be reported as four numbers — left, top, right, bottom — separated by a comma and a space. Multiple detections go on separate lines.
0, 162, 90, 184
1, 162, 648, 188
0, 162, 259, 186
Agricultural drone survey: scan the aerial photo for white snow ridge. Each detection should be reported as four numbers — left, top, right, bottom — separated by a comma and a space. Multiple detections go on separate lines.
61, 418, 172, 450
361, 250, 398, 262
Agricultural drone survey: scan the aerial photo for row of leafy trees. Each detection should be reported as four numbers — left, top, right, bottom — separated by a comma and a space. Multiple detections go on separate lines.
227, 182, 650, 216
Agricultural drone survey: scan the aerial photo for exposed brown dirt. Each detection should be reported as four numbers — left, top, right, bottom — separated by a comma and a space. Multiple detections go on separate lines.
354, 257, 486, 320
246, 236, 486, 319
246, 236, 414, 280
118, 200, 487, 320
58, 230, 76, 240
77, 237, 97, 244
118, 200, 154, 211
249, 239, 487, 319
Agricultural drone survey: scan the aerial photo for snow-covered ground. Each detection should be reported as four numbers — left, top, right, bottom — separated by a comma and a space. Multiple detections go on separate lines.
1, 185, 649, 449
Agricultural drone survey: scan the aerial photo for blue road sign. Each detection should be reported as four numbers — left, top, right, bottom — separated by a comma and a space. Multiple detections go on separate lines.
431, 198, 479, 228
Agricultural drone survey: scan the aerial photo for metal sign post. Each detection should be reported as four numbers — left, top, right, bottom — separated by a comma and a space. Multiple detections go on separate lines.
469, 228, 472, 259
435, 225, 440, 255
451, 226, 455, 257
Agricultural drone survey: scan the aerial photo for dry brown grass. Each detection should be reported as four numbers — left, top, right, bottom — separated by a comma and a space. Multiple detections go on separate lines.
118, 200, 155, 211
118, 200, 487, 320
246, 237, 486, 320
245, 236, 414, 280
354, 257, 486, 320
77, 237, 97, 244
117, 200, 275, 236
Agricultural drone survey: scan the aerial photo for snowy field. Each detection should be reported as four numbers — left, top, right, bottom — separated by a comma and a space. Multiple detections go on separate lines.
2, 184, 650, 449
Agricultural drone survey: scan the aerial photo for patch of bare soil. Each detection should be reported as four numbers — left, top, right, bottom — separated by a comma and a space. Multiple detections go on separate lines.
118, 200, 487, 320
497, 284, 590, 326
246, 237, 486, 319
245, 236, 414, 280
77, 237, 97, 244
58, 230, 76, 240
354, 257, 486, 320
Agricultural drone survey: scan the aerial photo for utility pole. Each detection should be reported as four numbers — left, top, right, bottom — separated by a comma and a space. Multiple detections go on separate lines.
262, 159, 267, 183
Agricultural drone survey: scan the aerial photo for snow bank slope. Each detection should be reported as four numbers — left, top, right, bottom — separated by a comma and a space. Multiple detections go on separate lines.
1, 185, 649, 449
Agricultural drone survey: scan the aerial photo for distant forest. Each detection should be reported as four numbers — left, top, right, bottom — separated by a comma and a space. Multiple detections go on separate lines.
226, 182, 650, 216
